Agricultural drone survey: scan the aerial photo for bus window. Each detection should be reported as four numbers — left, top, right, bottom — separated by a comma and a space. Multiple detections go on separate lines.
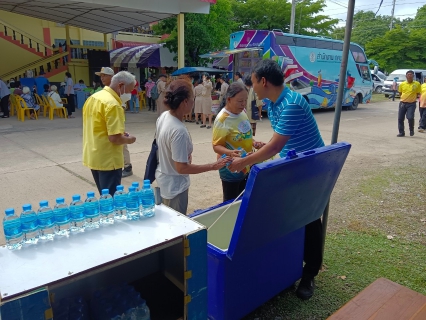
276, 35, 295, 46
316, 40, 333, 50
350, 44, 367, 63
332, 42, 343, 51
293, 38, 316, 47
357, 64, 371, 81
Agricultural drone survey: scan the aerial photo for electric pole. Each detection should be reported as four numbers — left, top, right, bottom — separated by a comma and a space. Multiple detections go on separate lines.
290, 0, 297, 33
390, 0, 396, 29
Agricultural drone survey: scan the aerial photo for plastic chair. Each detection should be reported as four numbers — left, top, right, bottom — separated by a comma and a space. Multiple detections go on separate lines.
138, 91, 146, 109
61, 98, 68, 104
46, 96, 67, 120
34, 94, 48, 117
9, 94, 18, 117
14, 96, 38, 122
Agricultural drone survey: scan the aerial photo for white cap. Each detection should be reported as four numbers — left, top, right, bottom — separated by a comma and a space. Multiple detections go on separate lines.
95, 67, 114, 76
60, 82, 66, 86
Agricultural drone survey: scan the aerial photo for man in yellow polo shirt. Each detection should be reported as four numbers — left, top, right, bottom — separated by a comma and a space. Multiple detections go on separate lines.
418, 77, 426, 133
83, 71, 137, 195
397, 70, 421, 137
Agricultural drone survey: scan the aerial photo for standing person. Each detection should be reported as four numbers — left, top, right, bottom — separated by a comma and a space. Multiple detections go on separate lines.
216, 77, 229, 109
243, 75, 263, 136
130, 75, 140, 113
418, 77, 426, 133
212, 82, 265, 201
95, 67, 114, 88
228, 60, 325, 301
145, 77, 156, 111
234, 72, 244, 84
389, 77, 399, 101
200, 74, 213, 129
0, 79, 10, 118
64, 72, 76, 118
194, 79, 204, 124
155, 79, 231, 214
397, 70, 421, 137
156, 74, 168, 116
82, 71, 137, 196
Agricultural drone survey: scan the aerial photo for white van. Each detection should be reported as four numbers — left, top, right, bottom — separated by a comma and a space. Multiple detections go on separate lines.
383, 69, 426, 98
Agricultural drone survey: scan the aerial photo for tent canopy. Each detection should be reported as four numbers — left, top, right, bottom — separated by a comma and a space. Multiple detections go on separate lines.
110, 44, 177, 68
199, 47, 263, 58
0, 0, 215, 33
172, 67, 227, 76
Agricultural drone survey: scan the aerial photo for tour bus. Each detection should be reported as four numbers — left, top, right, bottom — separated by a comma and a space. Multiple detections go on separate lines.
203, 30, 374, 110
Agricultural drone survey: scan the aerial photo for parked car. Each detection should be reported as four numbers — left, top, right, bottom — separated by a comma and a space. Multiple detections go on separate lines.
372, 73, 384, 93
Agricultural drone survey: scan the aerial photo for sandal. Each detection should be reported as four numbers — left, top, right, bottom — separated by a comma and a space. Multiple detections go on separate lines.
1, 115, 9, 118
200, 125, 206, 128
206, 126, 211, 129
68, 115, 75, 118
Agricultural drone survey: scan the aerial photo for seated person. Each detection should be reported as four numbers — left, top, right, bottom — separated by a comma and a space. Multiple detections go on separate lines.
73, 80, 87, 91
47, 85, 68, 108
59, 82, 66, 97
21, 87, 40, 120
90, 82, 102, 94
42, 84, 50, 97
13, 81, 23, 95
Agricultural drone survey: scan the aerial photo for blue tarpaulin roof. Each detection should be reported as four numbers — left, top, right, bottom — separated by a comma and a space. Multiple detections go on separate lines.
171, 67, 228, 76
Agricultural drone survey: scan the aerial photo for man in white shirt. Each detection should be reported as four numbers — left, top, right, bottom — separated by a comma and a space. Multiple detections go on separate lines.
0, 79, 10, 118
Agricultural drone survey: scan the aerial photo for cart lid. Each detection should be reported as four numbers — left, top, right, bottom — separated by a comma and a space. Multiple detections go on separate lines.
227, 142, 351, 260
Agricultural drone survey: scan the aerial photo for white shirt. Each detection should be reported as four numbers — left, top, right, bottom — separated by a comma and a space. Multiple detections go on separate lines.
66, 77, 75, 95
48, 91, 63, 107
0, 80, 9, 98
155, 111, 193, 199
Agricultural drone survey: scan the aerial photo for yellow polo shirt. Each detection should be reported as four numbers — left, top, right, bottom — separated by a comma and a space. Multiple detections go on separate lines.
82, 86, 125, 170
398, 81, 421, 103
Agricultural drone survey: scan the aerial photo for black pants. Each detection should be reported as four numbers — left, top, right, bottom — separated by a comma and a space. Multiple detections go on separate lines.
221, 178, 247, 202
148, 97, 156, 111
91, 169, 122, 196
391, 90, 397, 101
302, 218, 323, 279
66, 94, 76, 116
398, 101, 416, 134
1, 94, 10, 117
419, 108, 426, 129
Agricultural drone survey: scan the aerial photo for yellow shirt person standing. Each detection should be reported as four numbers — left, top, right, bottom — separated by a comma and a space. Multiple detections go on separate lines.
418, 79, 426, 132
82, 71, 137, 195
397, 70, 421, 137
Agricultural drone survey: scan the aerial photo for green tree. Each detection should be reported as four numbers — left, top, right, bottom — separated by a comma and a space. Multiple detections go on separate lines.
232, 0, 338, 36
408, 4, 426, 29
152, 0, 237, 66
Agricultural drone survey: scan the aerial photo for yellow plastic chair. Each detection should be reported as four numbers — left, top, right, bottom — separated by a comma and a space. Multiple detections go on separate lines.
61, 98, 68, 104
46, 96, 67, 120
138, 91, 146, 109
9, 94, 18, 117
34, 94, 48, 117
14, 96, 38, 122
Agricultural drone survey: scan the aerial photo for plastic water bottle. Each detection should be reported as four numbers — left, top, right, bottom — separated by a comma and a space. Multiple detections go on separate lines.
131, 181, 142, 212
20, 204, 39, 244
99, 189, 115, 225
141, 180, 155, 218
3, 208, 23, 250
37, 200, 56, 240
53, 197, 71, 236
85, 191, 100, 229
237, 147, 250, 174
114, 185, 127, 220
69, 194, 86, 233
127, 186, 140, 220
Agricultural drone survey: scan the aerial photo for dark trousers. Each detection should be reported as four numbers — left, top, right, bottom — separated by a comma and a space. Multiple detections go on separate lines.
419, 108, 426, 129
1, 94, 10, 117
391, 90, 397, 101
398, 102, 416, 134
302, 218, 323, 279
221, 178, 247, 202
66, 94, 76, 116
148, 97, 155, 111
91, 169, 122, 196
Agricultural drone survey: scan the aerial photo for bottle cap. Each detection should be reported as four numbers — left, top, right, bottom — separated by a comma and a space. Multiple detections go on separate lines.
72, 194, 80, 201
117, 185, 124, 191
39, 200, 48, 207
129, 186, 136, 192
22, 204, 32, 211
56, 197, 65, 204
143, 179, 151, 184
5, 208, 14, 215
132, 182, 139, 187
87, 191, 95, 198
101, 189, 109, 195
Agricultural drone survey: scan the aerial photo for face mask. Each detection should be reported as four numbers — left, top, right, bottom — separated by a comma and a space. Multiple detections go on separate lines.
119, 86, 131, 105
93, 82, 96, 87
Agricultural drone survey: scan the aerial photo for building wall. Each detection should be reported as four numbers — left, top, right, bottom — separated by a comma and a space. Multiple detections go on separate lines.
0, 37, 43, 75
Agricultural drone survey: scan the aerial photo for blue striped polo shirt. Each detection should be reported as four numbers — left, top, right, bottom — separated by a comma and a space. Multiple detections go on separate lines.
268, 87, 324, 158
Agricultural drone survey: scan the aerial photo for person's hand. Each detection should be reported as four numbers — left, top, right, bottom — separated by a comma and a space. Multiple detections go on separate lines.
124, 132, 129, 137
253, 141, 266, 149
126, 134, 136, 144
228, 157, 247, 173
212, 156, 232, 170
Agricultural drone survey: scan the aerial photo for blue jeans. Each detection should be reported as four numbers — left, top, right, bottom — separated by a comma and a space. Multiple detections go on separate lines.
130, 94, 139, 112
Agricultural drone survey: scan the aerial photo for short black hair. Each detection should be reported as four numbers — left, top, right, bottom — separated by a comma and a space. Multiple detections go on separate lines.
243, 75, 252, 87
406, 70, 414, 75
235, 72, 242, 78
252, 60, 284, 86
65, 72, 72, 78
79, 79, 84, 83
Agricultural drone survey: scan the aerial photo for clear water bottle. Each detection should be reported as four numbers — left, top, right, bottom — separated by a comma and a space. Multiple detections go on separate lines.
69, 194, 86, 233
114, 185, 127, 220
85, 191, 100, 229
20, 204, 39, 244
53, 197, 71, 236
141, 180, 155, 218
37, 200, 56, 241
99, 189, 115, 225
127, 186, 140, 220
131, 182, 142, 213
3, 208, 23, 250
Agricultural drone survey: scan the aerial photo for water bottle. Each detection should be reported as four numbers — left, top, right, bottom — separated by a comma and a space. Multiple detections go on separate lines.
114, 185, 127, 220
237, 147, 250, 174
69, 194, 86, 233
99, 189, 115, 225
37, 200, 56, 240
131, 181, 142, 213
141, 180, 155, 218
53, 197, 71, 236
85, 191, 100, 229
3, 208, 23, 250
127, 186, 140, 220
20, 204, 39, 244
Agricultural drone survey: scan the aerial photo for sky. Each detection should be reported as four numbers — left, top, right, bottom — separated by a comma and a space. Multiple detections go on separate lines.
322, 0, 424, 27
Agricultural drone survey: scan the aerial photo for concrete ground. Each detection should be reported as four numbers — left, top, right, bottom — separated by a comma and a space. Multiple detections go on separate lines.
0, 99, 424, 245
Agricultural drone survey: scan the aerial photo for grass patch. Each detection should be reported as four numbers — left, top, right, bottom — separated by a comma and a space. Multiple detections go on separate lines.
244, 230, 426, 320
371, 93, 391, 103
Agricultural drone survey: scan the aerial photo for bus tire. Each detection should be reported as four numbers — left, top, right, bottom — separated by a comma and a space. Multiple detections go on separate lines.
349, 94, 360, 110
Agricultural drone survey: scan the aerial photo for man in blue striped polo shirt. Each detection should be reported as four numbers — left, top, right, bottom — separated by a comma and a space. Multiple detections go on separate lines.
229, 59, 324, 301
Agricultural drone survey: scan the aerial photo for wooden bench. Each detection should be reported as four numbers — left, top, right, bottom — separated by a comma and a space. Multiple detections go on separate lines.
328, 278, 426, 320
